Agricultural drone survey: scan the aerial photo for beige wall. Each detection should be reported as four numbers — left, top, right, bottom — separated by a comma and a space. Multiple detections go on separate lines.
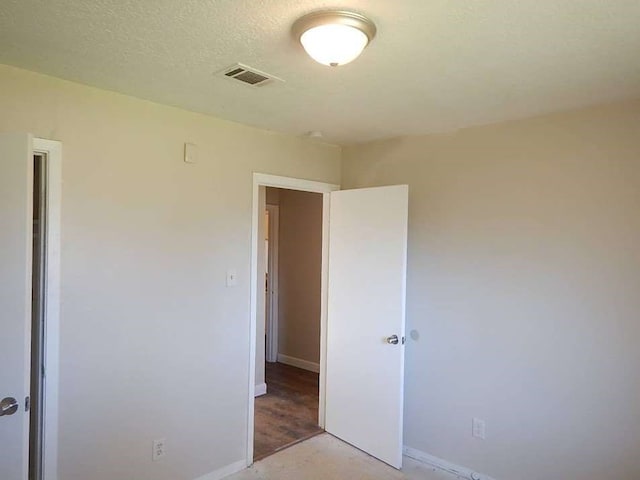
5, 58, 640, 480
0, 64, 340, 480
267, 188, 323, 365
343, 100, 640, 480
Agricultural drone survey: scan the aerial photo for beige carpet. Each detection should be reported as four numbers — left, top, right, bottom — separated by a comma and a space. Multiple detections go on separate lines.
229, 433, 458, 480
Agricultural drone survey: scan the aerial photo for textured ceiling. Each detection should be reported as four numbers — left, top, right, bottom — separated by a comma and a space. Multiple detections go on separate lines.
1, 0, 639, 145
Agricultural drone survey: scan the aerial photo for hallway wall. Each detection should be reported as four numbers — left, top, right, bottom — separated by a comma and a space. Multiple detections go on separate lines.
266, 187, 323, 367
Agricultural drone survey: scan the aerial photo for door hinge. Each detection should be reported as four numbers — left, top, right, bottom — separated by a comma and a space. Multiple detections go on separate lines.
25, 396, 30, 412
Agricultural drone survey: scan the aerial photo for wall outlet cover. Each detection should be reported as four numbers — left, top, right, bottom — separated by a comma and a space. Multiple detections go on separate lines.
152, 438, 166, 461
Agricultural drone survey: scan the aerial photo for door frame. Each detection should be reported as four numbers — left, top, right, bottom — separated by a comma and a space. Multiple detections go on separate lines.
264, 203, 279, 363
247, 173, 339, 465
33, 138, 62, 480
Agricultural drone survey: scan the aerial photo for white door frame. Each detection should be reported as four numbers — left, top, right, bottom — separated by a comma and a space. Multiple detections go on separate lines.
247, 173, 339, 465
265, 204, 279, 364
33, 138, 62, 480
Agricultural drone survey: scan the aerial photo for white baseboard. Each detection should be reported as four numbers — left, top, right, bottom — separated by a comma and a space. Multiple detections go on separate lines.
255, 382, 267, 397
277, 354, 320, 373
193, 459, 246, 480
403, 446, 497, 480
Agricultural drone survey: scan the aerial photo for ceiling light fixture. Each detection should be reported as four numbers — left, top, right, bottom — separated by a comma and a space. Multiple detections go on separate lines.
292, 10, 377, 67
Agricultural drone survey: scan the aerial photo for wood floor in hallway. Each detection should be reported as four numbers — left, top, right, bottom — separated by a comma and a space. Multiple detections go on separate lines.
254, 362, 323, 460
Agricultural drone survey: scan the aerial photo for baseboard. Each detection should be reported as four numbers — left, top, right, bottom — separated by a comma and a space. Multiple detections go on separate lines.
255, 382, 267, 397
277, 354, 320, 373
403, 446, 497, 480
193, 459, 246, 480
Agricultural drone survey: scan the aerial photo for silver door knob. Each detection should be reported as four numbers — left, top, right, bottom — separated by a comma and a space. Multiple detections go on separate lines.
0, 397, 19, 416
386, 335, 399, 345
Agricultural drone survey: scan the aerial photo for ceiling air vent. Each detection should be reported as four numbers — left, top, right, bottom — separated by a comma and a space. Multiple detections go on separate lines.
217, 64, 283, 87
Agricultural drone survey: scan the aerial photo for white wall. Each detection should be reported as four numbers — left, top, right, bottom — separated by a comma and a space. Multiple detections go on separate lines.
0, 64, 340, 480
343, 100, 640, 480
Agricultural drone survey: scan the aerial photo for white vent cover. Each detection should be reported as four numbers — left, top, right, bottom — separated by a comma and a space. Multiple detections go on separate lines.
217, 64, 283, 87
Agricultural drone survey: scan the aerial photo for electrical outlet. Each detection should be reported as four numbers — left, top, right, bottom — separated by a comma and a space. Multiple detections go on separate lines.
472, 418, 486, 439
152, 438, 166, 461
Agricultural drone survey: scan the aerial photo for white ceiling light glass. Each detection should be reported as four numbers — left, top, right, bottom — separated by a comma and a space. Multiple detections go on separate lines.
292, 11, 377, 67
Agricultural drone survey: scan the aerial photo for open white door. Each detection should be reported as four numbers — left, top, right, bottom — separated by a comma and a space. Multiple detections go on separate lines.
325, 184, 408, 468
0, 133, 33, 480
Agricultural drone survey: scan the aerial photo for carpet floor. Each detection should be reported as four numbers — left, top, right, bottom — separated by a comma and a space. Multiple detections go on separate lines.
232, 433, 458, 480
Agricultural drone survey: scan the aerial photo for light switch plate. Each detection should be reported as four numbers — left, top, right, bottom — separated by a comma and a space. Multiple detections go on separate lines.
472, 418, 486, 439
226, 269, 238, 287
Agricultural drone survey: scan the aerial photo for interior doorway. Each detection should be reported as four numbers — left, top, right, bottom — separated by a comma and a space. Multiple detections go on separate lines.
248, 174, 408, 469
29, 140, 62, 480
254, 187, 325, 460
0, 135, 61, 480
247, 174, 338, 465
29, 153, 47, 480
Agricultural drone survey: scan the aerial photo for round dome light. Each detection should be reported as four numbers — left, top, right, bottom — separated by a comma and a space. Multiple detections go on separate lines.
292, 11, 377, 67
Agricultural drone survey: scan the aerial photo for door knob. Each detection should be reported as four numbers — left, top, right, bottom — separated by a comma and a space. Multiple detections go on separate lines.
0, 397, 19, 416
386, 335, 399, 345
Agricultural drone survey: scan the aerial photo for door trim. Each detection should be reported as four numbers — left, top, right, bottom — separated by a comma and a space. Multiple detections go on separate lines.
265, 204, 279, 363
33, 138, 61, 480
247, 173, 339, 466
